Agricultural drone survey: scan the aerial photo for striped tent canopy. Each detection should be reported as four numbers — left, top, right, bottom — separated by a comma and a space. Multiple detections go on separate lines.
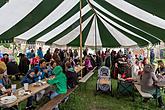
0, 0, 165, 47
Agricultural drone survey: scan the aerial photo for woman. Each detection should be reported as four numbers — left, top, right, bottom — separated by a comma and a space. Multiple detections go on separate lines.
44, 48, 52, 62
1, 53, 9, 65
83, 55, 93, 73
141, 64, 164, 108
155, 60, 165, 75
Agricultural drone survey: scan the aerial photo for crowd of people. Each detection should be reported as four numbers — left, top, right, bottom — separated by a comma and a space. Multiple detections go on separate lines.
0, 47, 165, 109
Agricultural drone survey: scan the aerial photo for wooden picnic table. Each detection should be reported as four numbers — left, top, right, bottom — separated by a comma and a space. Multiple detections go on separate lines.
0, 81, 50, 108
74, 66, 85, 73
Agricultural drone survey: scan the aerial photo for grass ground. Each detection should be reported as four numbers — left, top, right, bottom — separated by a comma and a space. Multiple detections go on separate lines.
11, 71, 165, 110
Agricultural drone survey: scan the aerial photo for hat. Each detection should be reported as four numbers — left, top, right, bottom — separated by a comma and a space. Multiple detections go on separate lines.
0, 61, 7, 74
3, 53, 9, 56
17, 53, 23, 57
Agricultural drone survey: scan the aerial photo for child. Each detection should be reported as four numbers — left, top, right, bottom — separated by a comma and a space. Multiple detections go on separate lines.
47, 66, 67, 110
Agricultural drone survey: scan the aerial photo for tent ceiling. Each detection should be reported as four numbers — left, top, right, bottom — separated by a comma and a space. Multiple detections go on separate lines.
0, 0, 164, 47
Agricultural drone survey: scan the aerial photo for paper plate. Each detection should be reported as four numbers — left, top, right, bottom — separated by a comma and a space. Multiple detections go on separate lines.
0, 95, 17, 104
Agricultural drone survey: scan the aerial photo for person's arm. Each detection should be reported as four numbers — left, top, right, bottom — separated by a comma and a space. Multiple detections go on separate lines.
47, 78, 59, 85
152, 72, 159, 82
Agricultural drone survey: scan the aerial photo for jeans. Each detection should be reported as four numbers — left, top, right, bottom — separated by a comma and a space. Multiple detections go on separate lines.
49, 91, 59, 110
26, 96, 33, 108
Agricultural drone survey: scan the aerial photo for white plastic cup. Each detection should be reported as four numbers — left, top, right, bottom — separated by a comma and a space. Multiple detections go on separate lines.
11, 84, 16, 93
24, 83, 29, 91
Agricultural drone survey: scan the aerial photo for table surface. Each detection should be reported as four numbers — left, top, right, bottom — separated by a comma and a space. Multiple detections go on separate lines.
74, 66, 85, 73
0, 81, 50, 108
0, 66, 85, 108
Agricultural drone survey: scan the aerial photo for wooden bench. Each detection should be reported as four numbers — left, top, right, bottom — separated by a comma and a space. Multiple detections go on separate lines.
134, 83, 153, 98
79, 67, 96, 83
134, 83, 154, 109
39, 86, 78, 110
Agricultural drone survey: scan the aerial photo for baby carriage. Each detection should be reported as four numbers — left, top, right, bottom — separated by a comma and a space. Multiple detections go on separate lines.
96, 66, 112, 95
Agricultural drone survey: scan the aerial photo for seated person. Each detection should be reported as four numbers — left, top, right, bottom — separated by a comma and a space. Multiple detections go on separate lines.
2, 71, 12, 89
65, 62, 78, 88
83, 55, 93, 73
155, 60, 165, 75
141, 64, 164, 108
47, 60, 57, 76
6, 57, 20, 80
34, 59, 48, 80
47, 66, 67, 110
0, 61, 11, 95
21, 69, 38, 110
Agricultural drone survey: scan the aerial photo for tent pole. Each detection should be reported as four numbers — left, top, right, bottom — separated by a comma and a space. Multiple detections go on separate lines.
12, 38, 15, 57
80, 0, 83, 78
95, 15, 97, 54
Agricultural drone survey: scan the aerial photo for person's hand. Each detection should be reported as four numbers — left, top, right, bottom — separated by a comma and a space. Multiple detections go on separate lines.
43, 69, 48, 73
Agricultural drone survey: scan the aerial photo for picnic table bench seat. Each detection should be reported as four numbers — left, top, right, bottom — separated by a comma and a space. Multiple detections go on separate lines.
79, 67, 96, 83
134, 83, 153, 98
39, 86, 78, 110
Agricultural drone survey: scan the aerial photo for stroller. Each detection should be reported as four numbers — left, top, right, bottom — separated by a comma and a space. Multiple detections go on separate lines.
96, 66, 112, 95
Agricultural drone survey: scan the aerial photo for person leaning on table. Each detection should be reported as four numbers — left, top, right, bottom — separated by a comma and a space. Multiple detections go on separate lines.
0, 61, 11, 95
47, 66, 67, 110
21, 69, 38, 110
141, 64, 164, 108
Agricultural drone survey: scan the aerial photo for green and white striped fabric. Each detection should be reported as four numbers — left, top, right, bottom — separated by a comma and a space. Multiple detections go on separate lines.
0, 0, 165, 47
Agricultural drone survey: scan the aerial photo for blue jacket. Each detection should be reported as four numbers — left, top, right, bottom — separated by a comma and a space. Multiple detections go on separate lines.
33, 65, 46, 81
37, 49, 43, 59
21, 70, 36, 85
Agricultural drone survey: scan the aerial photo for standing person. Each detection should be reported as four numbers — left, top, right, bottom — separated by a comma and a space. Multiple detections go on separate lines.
30, 49, 35, 59
1, 53, 9, 65
30, 49, 36, 69
18, 53, 30, 75
83, 47, 88, 58
141, 64, 164, 108
96, 52, 102, 69
150, 49, 155, 65
69, 49, 73, 58
44, 48, 52, 62
59, 49, 65, 63
37, 47, 43, 59
52, 48, 61, 63
47, 66, 67, 110
26, 47, 31, 60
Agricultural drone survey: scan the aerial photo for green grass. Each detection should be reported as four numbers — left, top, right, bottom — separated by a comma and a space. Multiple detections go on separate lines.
10, 72, 165, 110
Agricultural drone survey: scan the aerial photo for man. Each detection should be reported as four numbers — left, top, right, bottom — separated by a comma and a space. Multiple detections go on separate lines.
34, 59, 48, 80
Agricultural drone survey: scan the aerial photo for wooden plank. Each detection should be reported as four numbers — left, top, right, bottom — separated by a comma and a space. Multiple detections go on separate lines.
79, 67, 96, 83
39, 86, 78, 110
134, 84, 153, 98
79, 72, 94, 83
0, 81, 50, 108
74, 66, 85, 73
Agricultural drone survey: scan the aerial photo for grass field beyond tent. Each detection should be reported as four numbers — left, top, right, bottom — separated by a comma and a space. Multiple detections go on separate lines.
12, 71, 164, 110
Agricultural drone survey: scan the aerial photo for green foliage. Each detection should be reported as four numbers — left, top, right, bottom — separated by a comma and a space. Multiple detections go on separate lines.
0, 43, 11, 49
